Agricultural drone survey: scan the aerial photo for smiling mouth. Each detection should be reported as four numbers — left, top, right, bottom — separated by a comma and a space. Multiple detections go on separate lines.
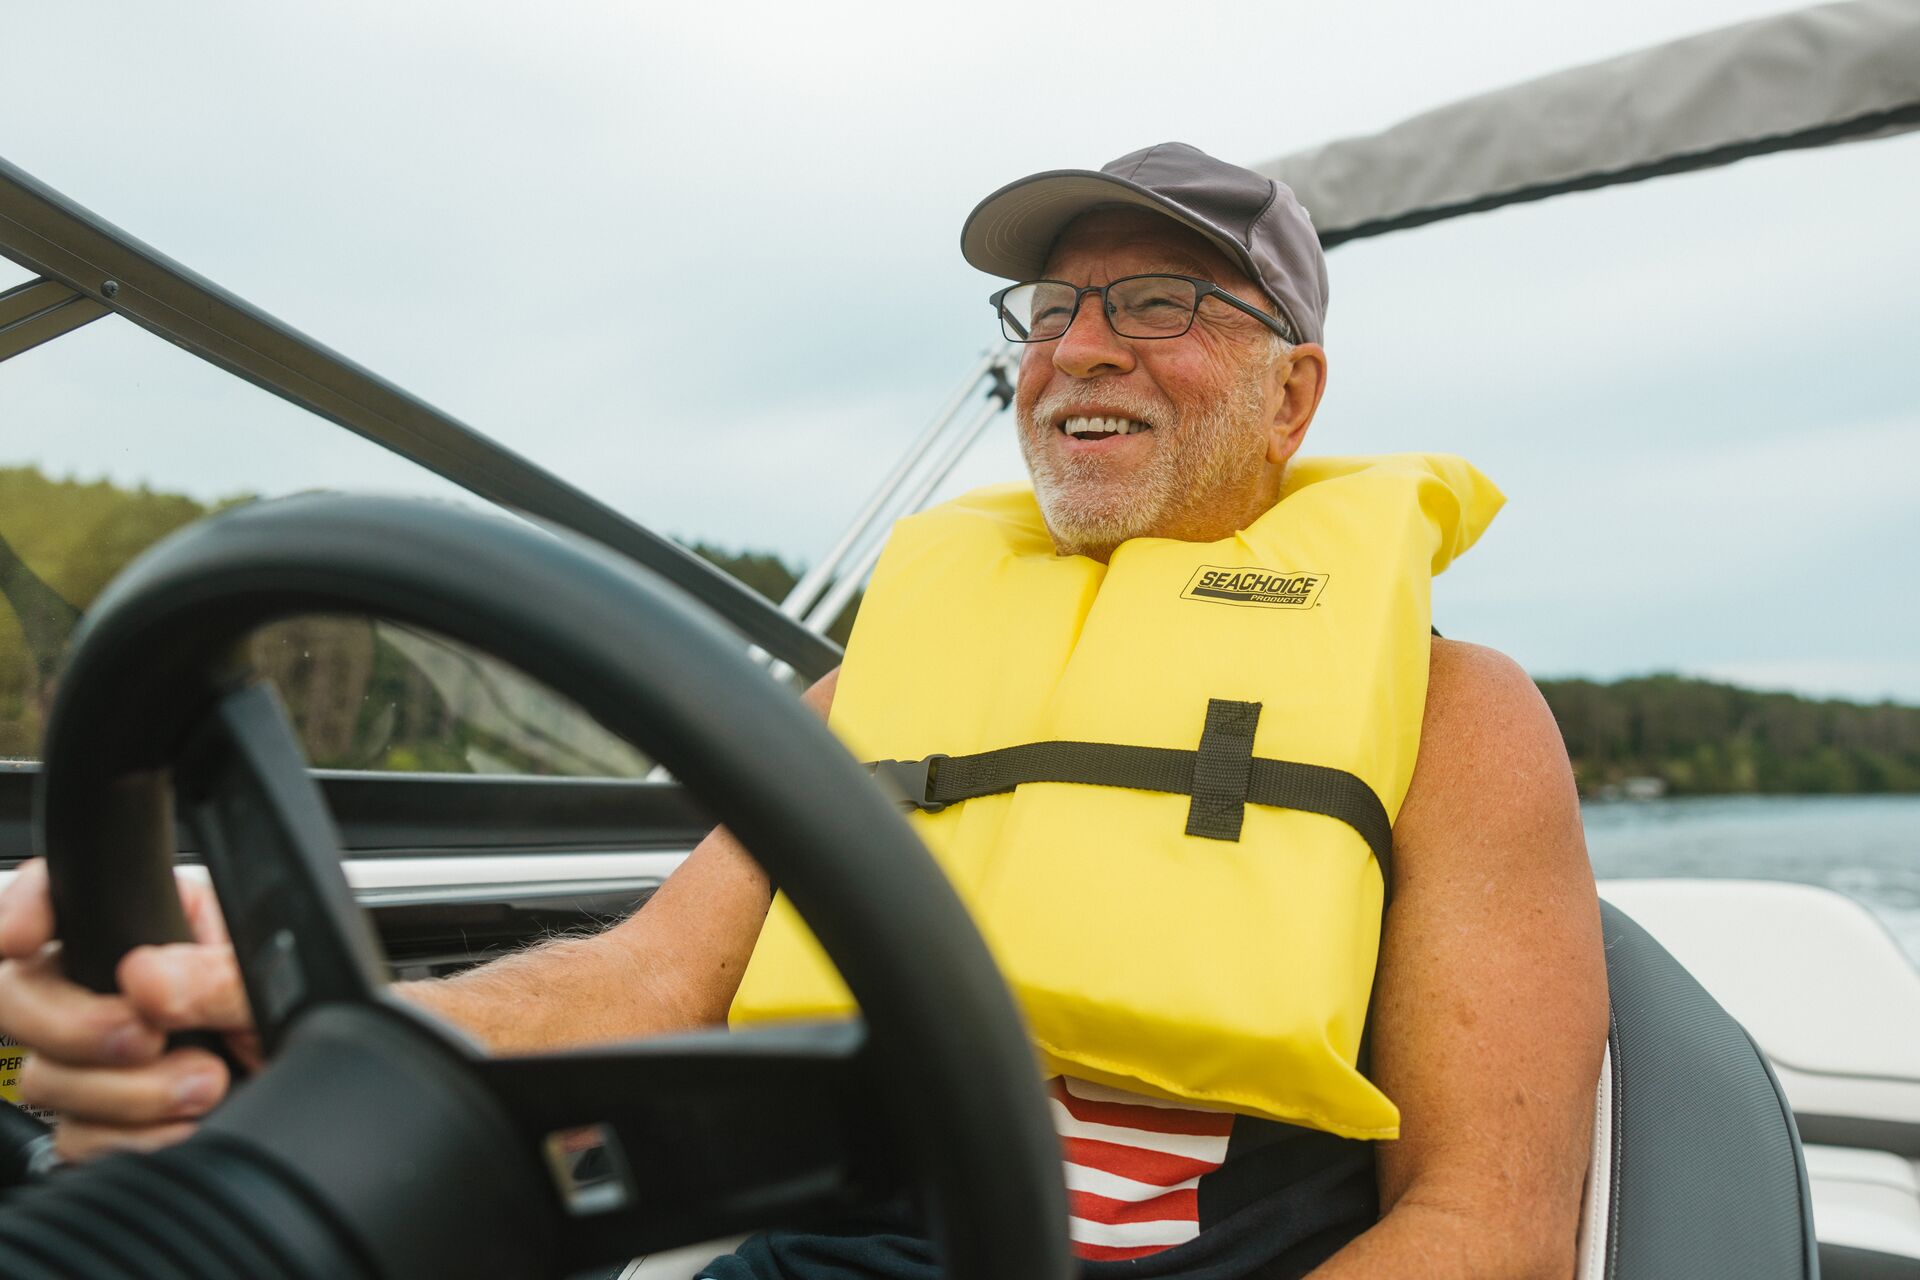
1058, 415, 1151, 441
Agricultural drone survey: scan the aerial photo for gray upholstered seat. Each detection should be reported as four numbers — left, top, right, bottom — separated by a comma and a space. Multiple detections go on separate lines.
1576, 901, 1819, 1279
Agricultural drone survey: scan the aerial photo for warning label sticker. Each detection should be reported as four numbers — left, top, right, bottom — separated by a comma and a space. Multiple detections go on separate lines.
0, 1035, 50, 1121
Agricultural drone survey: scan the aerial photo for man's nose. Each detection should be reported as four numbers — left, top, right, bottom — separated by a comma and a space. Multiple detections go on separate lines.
1051, 291, 1136, 379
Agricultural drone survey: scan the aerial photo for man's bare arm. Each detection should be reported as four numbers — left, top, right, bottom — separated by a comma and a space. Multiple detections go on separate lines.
1312, 639, 1608, 1278
0, 670, 836, 1157
407, 816, 775, 1053
397, 667, 841, 1053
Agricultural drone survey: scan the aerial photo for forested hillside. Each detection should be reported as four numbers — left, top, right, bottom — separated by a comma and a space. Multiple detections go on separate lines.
0, 468, 228, 757
0, 467, 846, 766
3, 465, 1913, 793
1538, 675, 1920, 796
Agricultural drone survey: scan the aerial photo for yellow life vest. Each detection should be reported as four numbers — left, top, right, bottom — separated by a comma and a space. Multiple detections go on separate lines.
732, 453, 1502, 1140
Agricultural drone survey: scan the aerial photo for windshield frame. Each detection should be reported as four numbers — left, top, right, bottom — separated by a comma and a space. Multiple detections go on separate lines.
0, 154, 842, 683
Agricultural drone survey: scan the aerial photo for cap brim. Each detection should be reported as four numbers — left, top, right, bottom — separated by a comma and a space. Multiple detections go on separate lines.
961, 169, 1261, 287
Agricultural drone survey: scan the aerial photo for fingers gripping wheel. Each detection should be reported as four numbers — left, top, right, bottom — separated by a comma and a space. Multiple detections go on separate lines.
28, 494, 1072, 1280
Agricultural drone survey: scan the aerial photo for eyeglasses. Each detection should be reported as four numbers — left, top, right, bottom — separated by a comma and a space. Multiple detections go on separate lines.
989, 273, 1297, 345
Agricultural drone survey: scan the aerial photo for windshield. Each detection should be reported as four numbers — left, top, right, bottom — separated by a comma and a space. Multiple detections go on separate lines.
0, 314, 648, 777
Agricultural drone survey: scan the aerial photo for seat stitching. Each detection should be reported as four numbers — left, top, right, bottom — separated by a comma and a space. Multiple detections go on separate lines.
1605, 1012, 1624, 1279
1577, 1043, 1613, 1279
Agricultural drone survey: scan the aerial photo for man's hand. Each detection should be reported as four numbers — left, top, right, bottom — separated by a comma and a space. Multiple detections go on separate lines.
0, 666, 840, 1160
0, 859, 259, 1161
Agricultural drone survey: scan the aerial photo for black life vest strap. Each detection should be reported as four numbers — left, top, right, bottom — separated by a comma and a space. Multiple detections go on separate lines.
865, 698, 1393, 889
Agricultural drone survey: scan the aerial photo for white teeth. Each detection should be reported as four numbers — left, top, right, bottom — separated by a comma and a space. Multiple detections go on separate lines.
1061, 415, 1147, 437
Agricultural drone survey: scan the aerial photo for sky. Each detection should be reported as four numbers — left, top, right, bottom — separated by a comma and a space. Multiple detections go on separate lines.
4, 0, 1916, 701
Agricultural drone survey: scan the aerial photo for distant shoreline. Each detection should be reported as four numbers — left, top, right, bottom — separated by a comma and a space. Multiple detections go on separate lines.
4, 468, 1914, 795
1537, 675, 1920, 799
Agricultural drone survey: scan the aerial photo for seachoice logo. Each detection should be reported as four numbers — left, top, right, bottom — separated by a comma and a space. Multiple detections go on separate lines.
1182, 565, 1328, 610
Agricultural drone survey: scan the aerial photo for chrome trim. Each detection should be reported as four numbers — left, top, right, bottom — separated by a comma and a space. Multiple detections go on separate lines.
355, 875, 670, 909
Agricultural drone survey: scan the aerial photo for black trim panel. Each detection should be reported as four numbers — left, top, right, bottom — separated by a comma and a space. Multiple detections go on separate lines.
306, 769, 709, 853
1, 761, 710, 862
1818, 1242, 1920, 1280
1796, 1112, 1920, 1159
373, 884, 660, 978
1768, 1051, 1920, 1089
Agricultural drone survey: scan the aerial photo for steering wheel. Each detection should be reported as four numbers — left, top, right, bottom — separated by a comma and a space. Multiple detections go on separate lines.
9, 494, 1070, 1280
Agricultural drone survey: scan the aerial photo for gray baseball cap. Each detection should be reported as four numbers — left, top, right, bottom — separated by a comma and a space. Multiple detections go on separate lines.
961, 141, 1328, 346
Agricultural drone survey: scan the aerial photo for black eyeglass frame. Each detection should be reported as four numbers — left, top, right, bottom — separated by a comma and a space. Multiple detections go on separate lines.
988, 273, 1299, 346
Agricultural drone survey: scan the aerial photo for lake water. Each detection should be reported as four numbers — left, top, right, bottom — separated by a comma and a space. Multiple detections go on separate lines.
1583, 794, 1920, 969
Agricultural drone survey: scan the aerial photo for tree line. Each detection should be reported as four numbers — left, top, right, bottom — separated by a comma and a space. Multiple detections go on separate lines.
0, 466, 848, 768
702, 542, 1920, 799
3, 464, 1914, 794
1537, 675, 1920, 797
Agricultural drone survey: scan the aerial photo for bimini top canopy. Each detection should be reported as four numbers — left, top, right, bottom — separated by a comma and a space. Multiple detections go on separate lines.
1258, 0, 1920, 247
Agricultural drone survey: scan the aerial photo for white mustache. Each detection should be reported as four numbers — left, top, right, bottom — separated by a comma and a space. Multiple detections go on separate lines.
1028, 385, 1168, 431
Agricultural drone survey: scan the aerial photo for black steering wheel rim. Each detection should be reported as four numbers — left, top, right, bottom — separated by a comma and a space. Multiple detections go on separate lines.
31, 492, 1070, 1278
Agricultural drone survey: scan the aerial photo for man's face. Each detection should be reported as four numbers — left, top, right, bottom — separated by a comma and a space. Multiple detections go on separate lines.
1013, 207, 1297, 560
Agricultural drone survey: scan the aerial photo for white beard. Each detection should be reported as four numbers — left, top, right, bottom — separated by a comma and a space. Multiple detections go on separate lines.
1017, 365, 1273, 560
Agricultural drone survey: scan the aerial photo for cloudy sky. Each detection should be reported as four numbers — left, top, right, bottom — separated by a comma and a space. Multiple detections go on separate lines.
5, 0, 1916, 700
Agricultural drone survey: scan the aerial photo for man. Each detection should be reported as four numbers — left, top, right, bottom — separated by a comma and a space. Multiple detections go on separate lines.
0, 143, 1607, 1278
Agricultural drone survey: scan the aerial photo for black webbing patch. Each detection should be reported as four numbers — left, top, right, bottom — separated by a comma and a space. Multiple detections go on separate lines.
1185, 699, 1262, 841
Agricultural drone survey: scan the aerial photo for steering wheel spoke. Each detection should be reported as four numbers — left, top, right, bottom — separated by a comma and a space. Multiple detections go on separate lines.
475, 1020, 897, 1266
174, 682, 386, 1052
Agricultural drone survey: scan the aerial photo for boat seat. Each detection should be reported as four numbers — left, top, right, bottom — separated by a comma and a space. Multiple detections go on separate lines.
1574, 901, 1819, 1278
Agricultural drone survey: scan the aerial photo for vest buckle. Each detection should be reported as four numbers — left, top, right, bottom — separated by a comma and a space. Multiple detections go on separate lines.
868, 755, 949, 814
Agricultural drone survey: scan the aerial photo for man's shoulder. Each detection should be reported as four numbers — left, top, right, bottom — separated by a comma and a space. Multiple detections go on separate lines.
1400, 636, 1577, 848
1426, 635, 1543, 724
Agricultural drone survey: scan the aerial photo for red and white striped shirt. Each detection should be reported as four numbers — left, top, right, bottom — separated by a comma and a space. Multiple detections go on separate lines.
1048, 1076, 1235, 1262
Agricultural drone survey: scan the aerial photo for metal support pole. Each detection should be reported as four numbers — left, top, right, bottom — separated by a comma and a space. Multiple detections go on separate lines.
799, 358, 1015, 639
778, 347, 1004, 621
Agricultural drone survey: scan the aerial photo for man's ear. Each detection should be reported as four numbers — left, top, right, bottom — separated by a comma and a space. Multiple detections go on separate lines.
1267, 343, 1327, 466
